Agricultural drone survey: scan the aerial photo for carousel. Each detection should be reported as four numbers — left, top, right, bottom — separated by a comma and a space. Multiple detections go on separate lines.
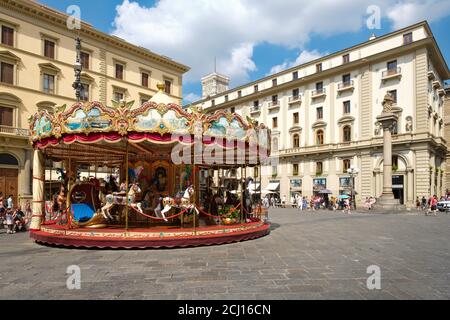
28, 84, 271, 249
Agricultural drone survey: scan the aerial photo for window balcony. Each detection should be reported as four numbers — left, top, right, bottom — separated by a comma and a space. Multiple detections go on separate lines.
268, 101, 280, 110
250, 106, 261, 115
382, 67, 402, 81
288, 95, 302, 105
311, 88, 326, 99
0, 125, 30, 137
337, 80, 355, 93
437, 88, 446, 96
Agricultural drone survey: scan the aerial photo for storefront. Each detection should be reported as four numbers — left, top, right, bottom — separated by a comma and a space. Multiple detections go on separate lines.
339, 177, 352, 195
290, 179, 302, 200
313, 178, 327, 196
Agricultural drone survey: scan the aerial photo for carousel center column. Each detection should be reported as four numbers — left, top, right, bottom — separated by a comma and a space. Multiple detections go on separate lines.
30, 149, 45, 230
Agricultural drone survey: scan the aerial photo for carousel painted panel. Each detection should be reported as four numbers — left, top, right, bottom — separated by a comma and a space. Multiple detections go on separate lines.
134, 108, 191, 135
205, 115, 248, 141
62, 103, 114, 133
30, 110, 54, 141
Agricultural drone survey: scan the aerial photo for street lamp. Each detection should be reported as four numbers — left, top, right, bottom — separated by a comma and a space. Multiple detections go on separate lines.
347, 165, 360, 210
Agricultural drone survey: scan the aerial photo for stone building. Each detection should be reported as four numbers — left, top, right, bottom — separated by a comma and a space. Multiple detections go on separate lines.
192, 21, 449, 207
0, 0, 189, 205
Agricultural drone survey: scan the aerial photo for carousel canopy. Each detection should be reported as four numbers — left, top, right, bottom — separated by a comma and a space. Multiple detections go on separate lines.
29, 87, 271, 166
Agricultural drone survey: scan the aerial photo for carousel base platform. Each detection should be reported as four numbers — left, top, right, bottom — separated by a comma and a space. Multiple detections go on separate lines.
29, 221, 270, 249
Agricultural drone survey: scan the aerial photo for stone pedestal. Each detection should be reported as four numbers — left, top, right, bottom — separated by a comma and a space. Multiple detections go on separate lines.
375, 112, 404, 212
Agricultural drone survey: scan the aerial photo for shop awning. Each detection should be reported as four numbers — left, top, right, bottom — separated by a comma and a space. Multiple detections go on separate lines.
248, 183, 260, 191
262, 182, 280, 194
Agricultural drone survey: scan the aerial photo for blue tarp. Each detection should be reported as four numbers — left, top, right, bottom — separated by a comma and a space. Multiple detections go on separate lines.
72, 203, 95, 222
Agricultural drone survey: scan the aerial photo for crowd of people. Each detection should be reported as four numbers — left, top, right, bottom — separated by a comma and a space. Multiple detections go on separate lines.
0, 193, 32, 234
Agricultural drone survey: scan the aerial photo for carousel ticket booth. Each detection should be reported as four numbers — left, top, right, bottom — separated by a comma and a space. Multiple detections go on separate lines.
27, 87, 271, 249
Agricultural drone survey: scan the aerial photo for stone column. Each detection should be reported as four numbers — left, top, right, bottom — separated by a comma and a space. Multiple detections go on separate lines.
30, 150, 45, 230
375, 92, 403, 211
407, 168, 414, 205
23, 149, 32, 196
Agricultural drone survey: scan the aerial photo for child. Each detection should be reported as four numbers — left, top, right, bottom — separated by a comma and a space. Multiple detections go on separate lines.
5, 209, 14, 234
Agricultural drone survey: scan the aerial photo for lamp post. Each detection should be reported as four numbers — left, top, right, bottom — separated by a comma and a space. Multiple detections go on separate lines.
72, 37, 83, 102
347, 166, 359, 210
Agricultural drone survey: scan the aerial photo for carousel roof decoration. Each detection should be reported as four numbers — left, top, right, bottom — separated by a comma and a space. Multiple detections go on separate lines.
29, 85, 271, 161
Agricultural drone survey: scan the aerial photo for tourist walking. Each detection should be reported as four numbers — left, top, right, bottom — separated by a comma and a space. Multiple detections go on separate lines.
427, 195, 438, 216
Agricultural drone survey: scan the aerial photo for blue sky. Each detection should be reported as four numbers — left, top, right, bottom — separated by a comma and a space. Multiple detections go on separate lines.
39, 0, 450, 104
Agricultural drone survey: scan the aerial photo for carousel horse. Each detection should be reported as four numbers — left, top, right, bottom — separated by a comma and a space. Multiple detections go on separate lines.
160, 185, 198, 217
100, 182, 143, 221
154, 196, 168, 222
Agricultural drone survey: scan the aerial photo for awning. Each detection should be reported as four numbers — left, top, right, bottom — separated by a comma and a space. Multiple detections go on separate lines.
266, 183, 280, 191
262, 182, 280, 194
248, 183, 260, 192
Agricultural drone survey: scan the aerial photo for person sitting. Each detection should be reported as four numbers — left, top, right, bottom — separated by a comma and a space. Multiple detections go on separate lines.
13, 206, 25, 232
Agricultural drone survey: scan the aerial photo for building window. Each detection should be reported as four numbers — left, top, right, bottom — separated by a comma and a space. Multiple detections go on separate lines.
272, 78, 277, 87
316, 162, 323, 175
114, 92, 124, 102
343, 54, 350, 64
293, 112, 299, 125
0, 106, 13, 126
293, 134, 300, 148
342, 74, 351, 85
230, 107, 235, 113
293, 164, 299, 176
254, 84, 258, 93
272, 95, 278, 105
272, 165, 278, 177
44, 39, 55, 59
211, 99, 215, 106
164, 80, 172, 94
293, 88, 299, 99
141, 98, 149, 105
0, 62, 14, 84
343, 100, 351, 114
388, 90, 397, 103
43, 73, 55, 94
115, 63, 124, 80
343, 159, 351, 173
253, 100, 259, 108
316, 63, 322, 73
1, 26, 14, 46
80, 83, 89, 101
237, 90, 242, 98
316, 130, 324, 145
141, 72, 149, 87
293, 71, 298, 80
343, 125, 352, 142
316, 81, 323, 93
403, 32, 413, 45
80, 52, 90, 70
254, 167, 259, 178
272, 117, 278, 128
387, 60, 397, 71
392, 155, 399, 170
225, 95, 229, 102
316, 107, 323, 120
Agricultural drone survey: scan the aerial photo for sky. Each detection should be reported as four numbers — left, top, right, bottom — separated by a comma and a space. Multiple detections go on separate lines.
39, 0, 450, 104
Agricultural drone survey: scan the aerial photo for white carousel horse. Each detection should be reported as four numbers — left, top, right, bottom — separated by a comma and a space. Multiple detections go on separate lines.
100, 183, 143, 221
153, 198, 168, 222
160, 185, 198, 217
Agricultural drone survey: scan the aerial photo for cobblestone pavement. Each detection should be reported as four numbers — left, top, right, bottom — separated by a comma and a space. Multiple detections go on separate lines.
0, 209, 449, 300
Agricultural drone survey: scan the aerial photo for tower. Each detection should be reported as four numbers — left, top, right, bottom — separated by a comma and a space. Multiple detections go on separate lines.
201, 72, 230, 99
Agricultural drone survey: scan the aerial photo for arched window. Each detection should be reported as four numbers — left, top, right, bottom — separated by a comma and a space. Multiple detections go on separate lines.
343, 125, 352, 142
0, 153, 18, 166
293, 134, 300, 148
316, 130, 324, 145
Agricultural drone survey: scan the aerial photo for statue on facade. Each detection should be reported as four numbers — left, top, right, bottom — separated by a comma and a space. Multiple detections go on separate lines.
405, 117, 413, 132
374, 122, 382, 136
382, 92, 395, 113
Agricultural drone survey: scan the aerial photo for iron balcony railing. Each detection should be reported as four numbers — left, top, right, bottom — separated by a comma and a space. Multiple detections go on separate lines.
338, 80, 354, 90
382, 67, 401, 78
288, 95, 301, 103
311, 88, 326, 96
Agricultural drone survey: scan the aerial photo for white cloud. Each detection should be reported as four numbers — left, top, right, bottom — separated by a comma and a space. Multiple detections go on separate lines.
386, 0, 450, 29
268, 50, 325, 76
112, 0, 450, 86
112, 0, 373, 85
183, 92, 201, 103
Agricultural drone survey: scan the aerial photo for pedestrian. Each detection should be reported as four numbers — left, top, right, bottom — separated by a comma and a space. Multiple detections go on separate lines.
6, 194, 13, 210
421, 196, 427, 210
282, 195, 287, 208
5, 209, 14, 234
429, 195, 438, 216
416, 197, 421, 211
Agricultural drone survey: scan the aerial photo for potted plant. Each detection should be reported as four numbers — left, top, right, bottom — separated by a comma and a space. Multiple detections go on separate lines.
221, 206, 239, 225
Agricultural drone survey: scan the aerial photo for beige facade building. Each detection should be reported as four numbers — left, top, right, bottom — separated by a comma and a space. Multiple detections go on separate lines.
444, 86, 450, 191
0, 0, 189, 205
193, 22, 449, 207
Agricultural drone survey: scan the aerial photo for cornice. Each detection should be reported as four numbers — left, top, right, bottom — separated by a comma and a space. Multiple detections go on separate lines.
0, 0, 190, 74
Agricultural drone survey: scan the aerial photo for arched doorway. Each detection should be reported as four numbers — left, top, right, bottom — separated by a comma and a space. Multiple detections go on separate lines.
0, 153, 19, 204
